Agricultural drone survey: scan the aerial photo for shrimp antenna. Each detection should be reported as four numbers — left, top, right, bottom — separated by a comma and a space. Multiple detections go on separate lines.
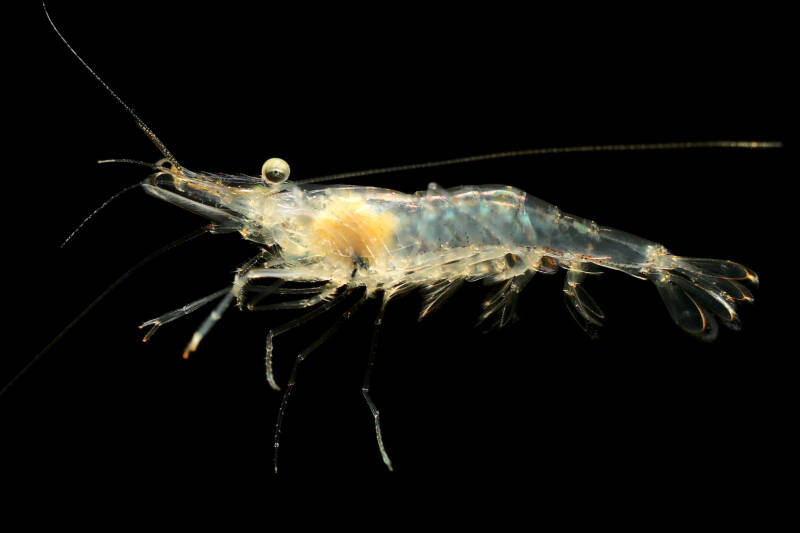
296, 140, 782, 185
43, 3, 183, 172
0, 227, 208, 398
98, 158, 164, 170
60, 160, 163, 248
60, 181, 142, 248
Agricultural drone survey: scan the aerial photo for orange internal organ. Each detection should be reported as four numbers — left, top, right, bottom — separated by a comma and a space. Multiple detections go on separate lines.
310, 194, 398, 266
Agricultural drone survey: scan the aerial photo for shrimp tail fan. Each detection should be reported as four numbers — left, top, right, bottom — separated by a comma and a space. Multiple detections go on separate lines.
649, 256, 758, 341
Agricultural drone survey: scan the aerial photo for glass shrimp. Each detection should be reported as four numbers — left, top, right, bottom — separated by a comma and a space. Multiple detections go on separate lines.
9, 4, 776, 474
138, 153, 765, 471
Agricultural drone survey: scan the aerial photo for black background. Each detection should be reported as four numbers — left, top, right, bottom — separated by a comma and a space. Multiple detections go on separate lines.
4, 2, 788, 507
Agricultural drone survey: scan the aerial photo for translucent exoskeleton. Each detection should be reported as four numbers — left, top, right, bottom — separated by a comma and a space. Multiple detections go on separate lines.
4, 4, 781, 477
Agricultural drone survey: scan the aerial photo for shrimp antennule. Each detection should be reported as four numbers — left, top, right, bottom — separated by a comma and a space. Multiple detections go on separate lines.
43, 2, 182, 170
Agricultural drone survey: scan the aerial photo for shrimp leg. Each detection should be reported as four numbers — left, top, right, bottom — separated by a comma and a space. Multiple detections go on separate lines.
273, 289, 368, 473
245, 267, 333, 284
249, 285, 340, 311
562, 263, 605, 339
242, 280, 285, 309
362, 294, 393, 471
181, 290, 236, 360
139, 287, 231, 342
264, 287, 348, 391
180, 254, 283, 359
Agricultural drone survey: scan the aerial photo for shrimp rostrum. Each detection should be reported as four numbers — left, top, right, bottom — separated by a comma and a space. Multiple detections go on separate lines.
141, 154, 758, 470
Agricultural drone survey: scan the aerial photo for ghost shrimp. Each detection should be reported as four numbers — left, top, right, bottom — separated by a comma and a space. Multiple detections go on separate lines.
13, 3, 773, 473
138, 154, 762, 471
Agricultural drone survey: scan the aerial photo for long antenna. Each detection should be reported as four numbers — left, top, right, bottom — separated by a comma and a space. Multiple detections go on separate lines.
59, 182, 142, 248
295, 141, 782, 186
0, 227, 208, 397
58, 160, 168, 248
43, 3, 183, 171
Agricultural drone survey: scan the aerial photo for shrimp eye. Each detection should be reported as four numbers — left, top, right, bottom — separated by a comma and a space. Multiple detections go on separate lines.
262, 157, 290, 184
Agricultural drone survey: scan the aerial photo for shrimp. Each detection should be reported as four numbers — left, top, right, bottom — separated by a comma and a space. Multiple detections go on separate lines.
4, 5, 780, 476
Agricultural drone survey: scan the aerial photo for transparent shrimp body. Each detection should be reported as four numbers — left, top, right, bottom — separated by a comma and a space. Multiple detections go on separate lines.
32, 3, 768, 473
275, 182, 755, 339
144, 163, 757, 342
136, 157, 760, 472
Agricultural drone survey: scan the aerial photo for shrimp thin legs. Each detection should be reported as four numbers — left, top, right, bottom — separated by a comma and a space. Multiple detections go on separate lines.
250, 286, 340, 311
180, 258, 268, 360
273, 289, 368, 473
181, 290, 236, 359
243, 280, 285, 309
264, 288, 348, 391
139, 287, 231, 342
362, 295, 393, 471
